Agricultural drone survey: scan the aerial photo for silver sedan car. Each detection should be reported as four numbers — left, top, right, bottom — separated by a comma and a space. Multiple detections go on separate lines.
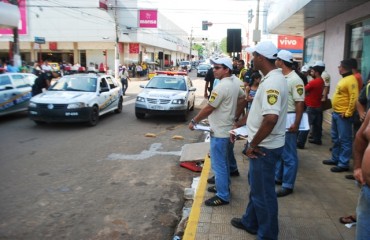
135, 73, 196, 121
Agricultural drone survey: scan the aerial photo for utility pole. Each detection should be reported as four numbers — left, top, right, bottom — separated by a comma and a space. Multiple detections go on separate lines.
189, 28, 193, 62
114, 0, 119, 80
9, 0, 21, 68
254, 0, 261, 44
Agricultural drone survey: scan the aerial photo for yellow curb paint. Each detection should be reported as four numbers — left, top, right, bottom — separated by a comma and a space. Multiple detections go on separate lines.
183, 155, 210, 240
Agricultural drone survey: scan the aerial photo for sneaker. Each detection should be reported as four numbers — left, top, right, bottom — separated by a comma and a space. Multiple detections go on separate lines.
345, 174, 355, 180
207, 176, 215, 184
331, 166, 349, 172
207, 186, 217, 193
322, 160, 336, 165
275, 180, 282, 185
308, 139, 322, 145
204, 196, 229, 206
230, 170, 240, 177
276, 187, 293, 197
230, 218, 257, 235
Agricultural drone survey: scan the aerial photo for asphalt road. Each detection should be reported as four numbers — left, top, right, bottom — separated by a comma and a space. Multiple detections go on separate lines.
0, 71, 207, 240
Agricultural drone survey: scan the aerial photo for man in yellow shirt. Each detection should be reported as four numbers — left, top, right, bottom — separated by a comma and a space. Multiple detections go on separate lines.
323, 59, 359, 172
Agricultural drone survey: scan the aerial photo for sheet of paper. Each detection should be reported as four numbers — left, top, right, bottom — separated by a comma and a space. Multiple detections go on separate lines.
229, 125, 248, 137
286, 112, 310, 131
193, 125, 211, 132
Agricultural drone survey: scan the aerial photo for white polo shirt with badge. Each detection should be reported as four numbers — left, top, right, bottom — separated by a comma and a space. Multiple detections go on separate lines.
285, 70, 305, 112
208, 75, 245, 138
247, 69, 288, 149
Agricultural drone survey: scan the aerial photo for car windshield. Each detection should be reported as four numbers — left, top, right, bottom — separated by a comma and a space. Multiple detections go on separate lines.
146, 77, 186, 91
180, 61, 189, 66
50, 76, 97, 92
198, 65, 210, 70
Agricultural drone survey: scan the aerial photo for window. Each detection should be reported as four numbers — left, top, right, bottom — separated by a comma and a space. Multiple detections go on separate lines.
0, 75, 12, 91
348, 18, 370, 82
304, 32, 325, 65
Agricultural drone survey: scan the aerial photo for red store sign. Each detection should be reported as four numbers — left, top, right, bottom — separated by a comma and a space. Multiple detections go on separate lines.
139, 9, 158, 28
129, 43, 140, 54
278, 35, 303, 51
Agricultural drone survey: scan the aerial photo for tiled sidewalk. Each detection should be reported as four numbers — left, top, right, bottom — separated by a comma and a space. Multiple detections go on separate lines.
183, 123, 358, 240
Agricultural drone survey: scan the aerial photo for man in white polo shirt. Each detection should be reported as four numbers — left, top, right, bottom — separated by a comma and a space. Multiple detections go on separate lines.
230, 41, 288, 240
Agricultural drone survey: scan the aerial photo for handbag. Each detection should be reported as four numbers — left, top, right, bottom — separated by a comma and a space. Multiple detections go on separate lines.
321, 98, 332, 111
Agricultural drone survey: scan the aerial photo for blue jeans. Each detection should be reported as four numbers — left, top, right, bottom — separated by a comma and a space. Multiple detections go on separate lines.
121, 78, 128, 95
275, 132, 298, 189
297, 107, 323, 146
241, 146, 283, 240
229, 142, 239, 173
331, 112, 353, 168
210, 137, 231, 202
356, 184, 370, 240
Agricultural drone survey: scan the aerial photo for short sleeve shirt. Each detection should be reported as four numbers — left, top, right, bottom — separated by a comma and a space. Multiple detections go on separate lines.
358, 83, 370, 111
208, 75, 245, 138
285, 70, 305, 112
321, 71, 331, 87
247, 69, 288, 149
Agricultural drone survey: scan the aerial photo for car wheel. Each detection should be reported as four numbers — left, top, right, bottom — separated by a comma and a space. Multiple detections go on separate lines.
114, 97, 123, 113
34, 120, 46, 125
135, 111, 145, 119
87, 106, 99, 126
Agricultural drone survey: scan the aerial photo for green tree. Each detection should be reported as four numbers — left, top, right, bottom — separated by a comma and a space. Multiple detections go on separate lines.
193, 44, 204, 58
220, 38, 227, 54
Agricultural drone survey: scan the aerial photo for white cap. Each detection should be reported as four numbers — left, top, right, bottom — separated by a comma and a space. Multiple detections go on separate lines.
277, 50, 293, 63
246, 41, 278, 59
301, 65, 309, 72
210, 57, 233, 70
313, 60, 325, 67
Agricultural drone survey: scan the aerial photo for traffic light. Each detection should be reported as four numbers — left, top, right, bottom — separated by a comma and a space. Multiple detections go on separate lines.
103, 50, 107, 56
202, 21, 208, 31
248, 9, 253, 23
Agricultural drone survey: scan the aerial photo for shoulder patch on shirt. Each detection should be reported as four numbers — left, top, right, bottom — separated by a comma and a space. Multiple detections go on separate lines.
266, 89, 279, 105
209, 92, 218, 103
296, 85, 304, 96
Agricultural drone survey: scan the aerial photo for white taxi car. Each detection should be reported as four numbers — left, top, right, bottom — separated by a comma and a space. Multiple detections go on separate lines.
135, 72, 196, 121
28, 74, 123, 126
0, 73, 37, 116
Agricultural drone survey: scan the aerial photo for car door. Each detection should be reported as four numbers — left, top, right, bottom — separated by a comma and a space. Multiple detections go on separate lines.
0, 74, 32, 116
97, 77, 113, 114
186, 78, 195, 106
105, 76, 121, 110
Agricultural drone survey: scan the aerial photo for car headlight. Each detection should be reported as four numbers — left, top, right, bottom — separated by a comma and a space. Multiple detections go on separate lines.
172, 99, 185, 104
136, 96, 145, 102
67, 103, 86, 109
29, 102, 37, 108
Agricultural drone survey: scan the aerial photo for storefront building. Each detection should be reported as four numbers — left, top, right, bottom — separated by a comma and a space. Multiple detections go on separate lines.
0, 0, 191, 71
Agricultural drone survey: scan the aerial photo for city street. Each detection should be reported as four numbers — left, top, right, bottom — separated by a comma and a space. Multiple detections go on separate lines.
0, 71, 207, 240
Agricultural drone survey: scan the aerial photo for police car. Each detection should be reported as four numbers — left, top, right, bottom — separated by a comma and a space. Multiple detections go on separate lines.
28, 74, 123, 126
135, 72, 196, 121
0, 73, 37, 116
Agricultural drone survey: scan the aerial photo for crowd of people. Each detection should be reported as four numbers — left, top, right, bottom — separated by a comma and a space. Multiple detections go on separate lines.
191, 41, 369, 240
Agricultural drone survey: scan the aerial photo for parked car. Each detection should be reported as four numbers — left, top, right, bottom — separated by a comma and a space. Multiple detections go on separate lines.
0, 73, 37, 116
179, 61, 191, 72
135, 72, 196, 121
28, 73, 123, 126
197, 64, 211, 77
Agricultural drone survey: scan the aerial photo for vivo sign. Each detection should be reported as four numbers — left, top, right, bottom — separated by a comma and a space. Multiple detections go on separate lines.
278, 35, 303, 50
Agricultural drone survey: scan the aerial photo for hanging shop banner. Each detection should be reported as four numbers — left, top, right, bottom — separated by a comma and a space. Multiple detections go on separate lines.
129, 43, 140, 54
0, 0, 28, 35
98, 0, 108, 10
139, 9, 158, 28
278, 35, 303, 53
49, 42, 58, 50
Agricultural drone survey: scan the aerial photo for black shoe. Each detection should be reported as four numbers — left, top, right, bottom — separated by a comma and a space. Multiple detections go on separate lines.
345, 174, 355, 180
230, 218, 257, 235
331, 166, 349, 172
276, 187, 293, 197
308, 135, 313, 140
275, 180, 282, 185
322, 160, 336, 165
207, 186, 217, 193
204, 196, 229, 206
207, 176, 215, 184
230, 170, 240, 177
308, 139, 322, 145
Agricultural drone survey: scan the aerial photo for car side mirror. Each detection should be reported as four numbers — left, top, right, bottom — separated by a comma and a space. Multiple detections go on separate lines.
189, 87, 196, 91
139, 84, 145, 88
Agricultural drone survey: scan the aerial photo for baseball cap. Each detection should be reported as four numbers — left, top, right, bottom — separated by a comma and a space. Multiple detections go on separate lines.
210, 58, 233, 70
277, 50, 293, 63
301, 65, 309, 72
246, 41, 278, 59
313, 60, 325, 67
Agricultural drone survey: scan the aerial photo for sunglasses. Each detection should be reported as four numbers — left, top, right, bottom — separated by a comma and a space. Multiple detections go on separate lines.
213, 66, 223, 70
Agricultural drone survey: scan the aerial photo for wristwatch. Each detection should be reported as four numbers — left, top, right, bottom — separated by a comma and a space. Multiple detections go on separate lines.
191, 119, 197, 125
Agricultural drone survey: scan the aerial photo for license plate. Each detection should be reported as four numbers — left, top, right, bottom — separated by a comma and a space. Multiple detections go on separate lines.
150, 105, 164, 110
